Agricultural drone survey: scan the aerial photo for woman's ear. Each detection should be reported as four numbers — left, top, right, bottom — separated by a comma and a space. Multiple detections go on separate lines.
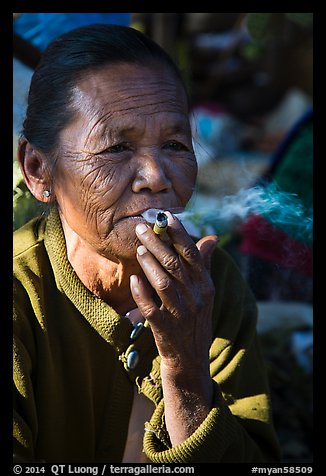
18, 137, 53, 203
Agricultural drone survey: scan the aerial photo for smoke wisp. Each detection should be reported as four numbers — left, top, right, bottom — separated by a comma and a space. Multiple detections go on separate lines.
181, 182, 313, 244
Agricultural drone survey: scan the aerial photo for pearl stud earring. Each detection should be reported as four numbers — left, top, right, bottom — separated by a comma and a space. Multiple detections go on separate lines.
43, 190, 51, 198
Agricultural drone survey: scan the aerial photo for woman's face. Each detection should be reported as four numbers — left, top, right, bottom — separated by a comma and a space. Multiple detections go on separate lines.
53, 63, 197, 261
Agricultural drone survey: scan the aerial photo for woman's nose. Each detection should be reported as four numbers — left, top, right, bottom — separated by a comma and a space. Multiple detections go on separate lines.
132, 152, 172, 194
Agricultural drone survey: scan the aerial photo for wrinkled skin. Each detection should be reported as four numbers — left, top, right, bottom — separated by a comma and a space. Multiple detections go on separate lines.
19, 62, 218, 447
54, 63, 197, 262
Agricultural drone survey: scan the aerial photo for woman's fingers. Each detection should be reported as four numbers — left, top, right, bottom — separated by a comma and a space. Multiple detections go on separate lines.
130, 273, 189, 360
131, 216, 216, 361
163, 211, 218, 273
195, 235, 219, 272
135, 223, 192, 287
133, 215, 217, 320
164, 212, 203, 269
135, 245, 183, 317
130, 273, 160, 322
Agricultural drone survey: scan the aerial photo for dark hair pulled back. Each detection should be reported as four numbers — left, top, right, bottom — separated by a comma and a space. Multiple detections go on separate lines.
22, 24, 185, 156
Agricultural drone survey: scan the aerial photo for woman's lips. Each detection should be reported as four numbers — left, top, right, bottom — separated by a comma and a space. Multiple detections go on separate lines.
118, 215, 146, 224
118, 207, 184, 225
141, 207, 184, 223
141, 208, 164, 223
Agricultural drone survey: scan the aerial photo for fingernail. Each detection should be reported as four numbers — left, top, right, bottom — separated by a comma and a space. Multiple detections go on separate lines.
136, 223, 148, 235
130, 275, 139, 295
164, 210, 174, 226
137, 245, 147, 256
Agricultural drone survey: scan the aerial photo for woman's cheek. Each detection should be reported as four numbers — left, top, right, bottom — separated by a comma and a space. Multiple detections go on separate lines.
100, 221, 141, 261
82, 161, 123, 207
78, 184, 119, 241
173, 156, 197, 202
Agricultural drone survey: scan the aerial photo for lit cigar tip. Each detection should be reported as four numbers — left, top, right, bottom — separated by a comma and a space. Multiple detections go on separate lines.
153, 211, 168, 236
156, 212, 168, 226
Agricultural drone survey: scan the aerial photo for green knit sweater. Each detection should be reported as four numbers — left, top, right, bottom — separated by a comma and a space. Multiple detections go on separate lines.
13, 207, 280, 463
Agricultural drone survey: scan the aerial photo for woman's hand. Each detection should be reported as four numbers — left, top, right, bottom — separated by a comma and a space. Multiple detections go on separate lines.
130, 211, 218, 445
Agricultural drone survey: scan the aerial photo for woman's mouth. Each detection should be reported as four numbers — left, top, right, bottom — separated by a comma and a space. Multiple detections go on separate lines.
141, 207, 184, 223
118, 207, 184, 226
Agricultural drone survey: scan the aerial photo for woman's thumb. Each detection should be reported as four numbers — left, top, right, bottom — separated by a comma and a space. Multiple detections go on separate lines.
196, 234, 219, 271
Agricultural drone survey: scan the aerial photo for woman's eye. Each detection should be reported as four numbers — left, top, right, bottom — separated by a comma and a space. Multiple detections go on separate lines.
163, 141, 188, 151
104, 143, 130, 154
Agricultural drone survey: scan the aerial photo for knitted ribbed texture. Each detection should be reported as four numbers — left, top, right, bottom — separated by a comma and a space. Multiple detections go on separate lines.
14, 208, 281, 462
144, 383, 238, 463
44, 207, 160, 385
44, 207, 131, 352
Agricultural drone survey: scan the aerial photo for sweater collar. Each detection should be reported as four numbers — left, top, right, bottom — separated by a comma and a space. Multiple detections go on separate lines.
43, 207, 159, 387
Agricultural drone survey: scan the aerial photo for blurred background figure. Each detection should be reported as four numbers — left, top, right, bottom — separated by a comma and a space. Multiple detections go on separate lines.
239, 108, 313, 303
13, 13, 131, 52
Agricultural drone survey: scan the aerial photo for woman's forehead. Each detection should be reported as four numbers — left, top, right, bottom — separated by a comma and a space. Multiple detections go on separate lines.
72, 63, 188, 118
60, 63, 190, 148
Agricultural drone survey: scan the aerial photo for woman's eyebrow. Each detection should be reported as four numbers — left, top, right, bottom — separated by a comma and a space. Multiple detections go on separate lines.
162, 122, 190, 134
95, 119, 188, 138
83, 111, 191, 149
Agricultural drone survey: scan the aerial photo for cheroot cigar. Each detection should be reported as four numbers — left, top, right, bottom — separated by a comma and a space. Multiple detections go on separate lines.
153, 211, 168, 236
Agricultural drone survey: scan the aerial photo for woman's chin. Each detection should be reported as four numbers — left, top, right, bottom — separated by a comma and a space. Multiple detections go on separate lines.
101, 222, 143, 262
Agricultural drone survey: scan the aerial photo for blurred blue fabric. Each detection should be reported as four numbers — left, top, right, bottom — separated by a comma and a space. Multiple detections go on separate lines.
14, 13, 132, 51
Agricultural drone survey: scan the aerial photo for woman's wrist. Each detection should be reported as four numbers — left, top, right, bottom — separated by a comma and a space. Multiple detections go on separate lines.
160, 359, 214, 446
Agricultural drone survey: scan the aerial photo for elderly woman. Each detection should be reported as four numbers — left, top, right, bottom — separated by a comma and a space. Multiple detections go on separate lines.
13, 24, 280, 463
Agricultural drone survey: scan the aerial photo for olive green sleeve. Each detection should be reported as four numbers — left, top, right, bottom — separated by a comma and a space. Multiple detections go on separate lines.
13, 287, 38, 462
143, 248, 281, 463
143, 339, 280, 463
